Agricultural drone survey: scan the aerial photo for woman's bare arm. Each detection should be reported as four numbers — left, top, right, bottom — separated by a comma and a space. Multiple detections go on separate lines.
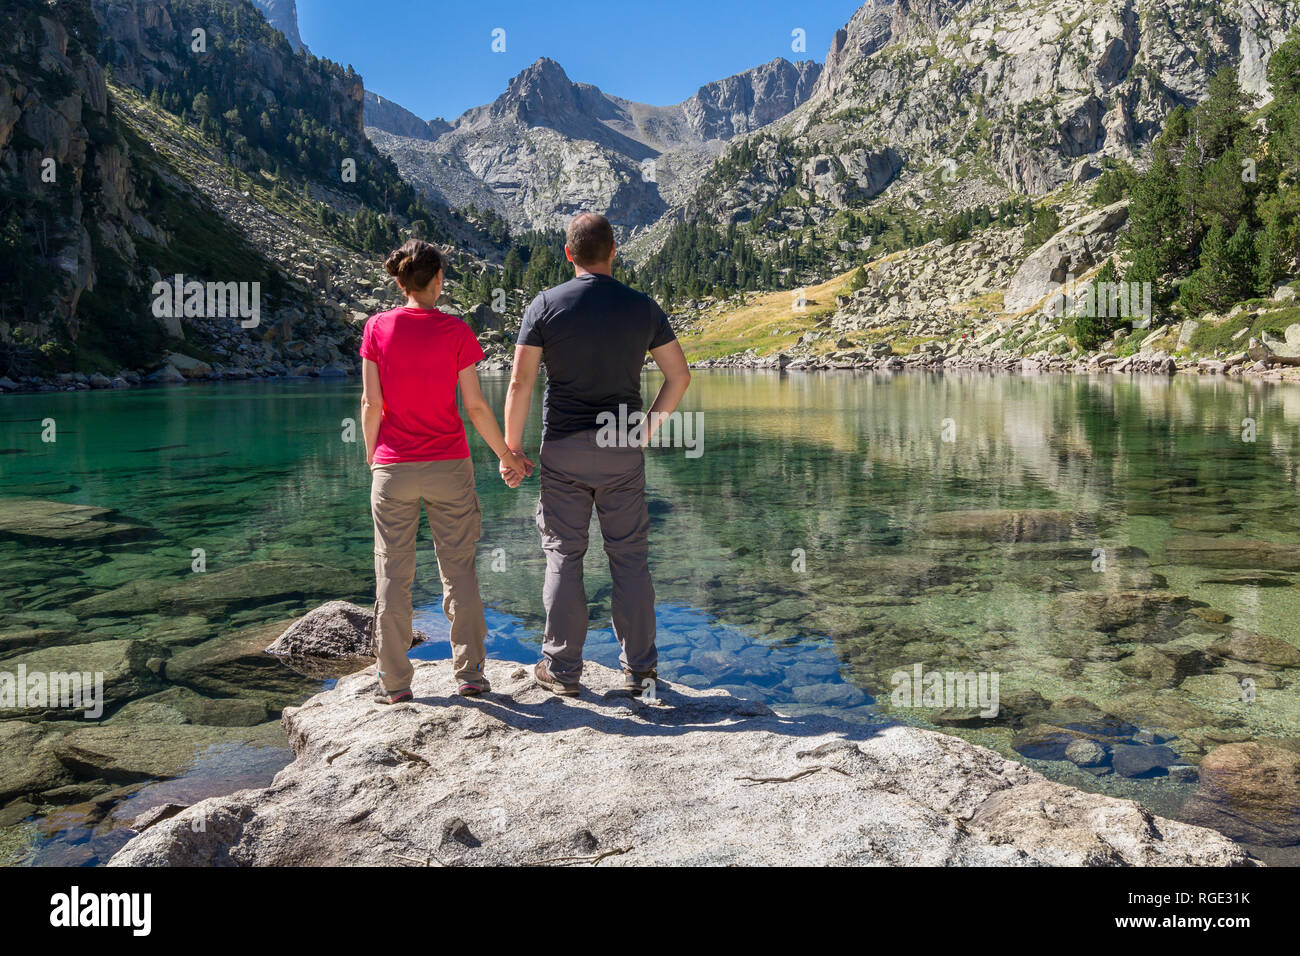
361, 359, 384, 465
458, 365, 534, 482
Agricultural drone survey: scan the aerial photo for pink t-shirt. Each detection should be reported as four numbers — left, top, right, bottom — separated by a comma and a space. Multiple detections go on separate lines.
360, 307, 486, 464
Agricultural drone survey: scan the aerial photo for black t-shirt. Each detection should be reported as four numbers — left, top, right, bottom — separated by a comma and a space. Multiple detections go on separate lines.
517, 273, 676, 440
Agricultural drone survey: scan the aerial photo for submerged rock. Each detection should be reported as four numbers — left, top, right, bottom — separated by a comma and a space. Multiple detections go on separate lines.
1164, 536, 1300, 571
54, 722, 286, 783
108, 686, 269, 727
1048, 590, 1192, 633
0, 721, 74, 802
1110, 744, 1182, 779
0, 639, 165, 718
110, 660, 1251, 866
1209, 630, 1300, 669
1100, 692, 1221, 733
1064, 738, 1108, 768
69, 561, 359, 618
1181, 742, 1300, 847
165, 619, 313, 701
920, 509, 1088, 543
0, 498, 150, 544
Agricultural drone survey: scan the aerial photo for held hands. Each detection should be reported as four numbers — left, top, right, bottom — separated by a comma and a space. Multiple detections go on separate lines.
498, 448, 535, 488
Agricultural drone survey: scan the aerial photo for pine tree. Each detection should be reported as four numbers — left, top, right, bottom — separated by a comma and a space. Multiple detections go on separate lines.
1073, 259, 1118, 351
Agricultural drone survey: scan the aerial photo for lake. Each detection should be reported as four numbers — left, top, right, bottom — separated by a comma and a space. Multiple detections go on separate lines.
2, 369, 1299, 864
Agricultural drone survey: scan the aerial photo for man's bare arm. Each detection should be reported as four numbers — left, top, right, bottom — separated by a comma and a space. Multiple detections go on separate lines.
505, 344, 542, 452
644, 340, 692, 442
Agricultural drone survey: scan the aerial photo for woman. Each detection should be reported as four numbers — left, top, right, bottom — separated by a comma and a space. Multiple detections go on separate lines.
360, 238, 532, 703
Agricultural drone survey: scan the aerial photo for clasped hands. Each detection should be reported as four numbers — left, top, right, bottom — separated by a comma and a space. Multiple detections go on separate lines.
498, 448, 535, 488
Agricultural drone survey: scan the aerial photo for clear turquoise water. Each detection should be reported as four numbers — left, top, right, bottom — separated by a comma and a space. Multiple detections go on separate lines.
2, 370, 1299, 864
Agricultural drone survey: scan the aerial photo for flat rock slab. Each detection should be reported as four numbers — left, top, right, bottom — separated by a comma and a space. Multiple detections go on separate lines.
110, 661, 1251, 866
920, 509, 1090, 543
1165, 536, 1300, 571
0, 720, 74, 802
69, 562, 358, 618
55, 722, 286, 783
0, 639, 164, 717
0, 498, 150, 544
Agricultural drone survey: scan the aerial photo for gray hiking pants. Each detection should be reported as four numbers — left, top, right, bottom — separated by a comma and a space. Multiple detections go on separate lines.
536, 428, 656, 682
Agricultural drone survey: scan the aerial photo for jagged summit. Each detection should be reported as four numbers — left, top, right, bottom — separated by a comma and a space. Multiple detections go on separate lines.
248, 0, 306, 53
459, 56, 626, 138
367, 53, 825, 230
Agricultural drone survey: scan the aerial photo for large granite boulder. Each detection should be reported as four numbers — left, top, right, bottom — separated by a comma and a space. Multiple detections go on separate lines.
264, 601, 427, 679
110, 660, 1251, 866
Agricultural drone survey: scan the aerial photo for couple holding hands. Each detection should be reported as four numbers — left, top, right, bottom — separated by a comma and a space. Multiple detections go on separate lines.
360, 213, 692, 702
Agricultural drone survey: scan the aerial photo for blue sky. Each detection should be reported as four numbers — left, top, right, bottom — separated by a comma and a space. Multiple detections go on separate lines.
297, 0, 865, 121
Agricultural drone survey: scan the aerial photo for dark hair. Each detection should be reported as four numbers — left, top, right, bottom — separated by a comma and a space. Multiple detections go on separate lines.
565, 213, 615, 267
384, 238, 445, 291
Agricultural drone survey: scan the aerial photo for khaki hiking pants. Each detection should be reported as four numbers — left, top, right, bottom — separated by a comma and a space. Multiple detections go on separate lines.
370, 458, 486, 693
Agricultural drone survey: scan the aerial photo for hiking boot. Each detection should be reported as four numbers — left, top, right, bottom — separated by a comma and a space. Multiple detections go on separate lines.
457, 678, 491, 697
534, 661, 580, 697
375, 688, 413, 705
623, 669, 659, 694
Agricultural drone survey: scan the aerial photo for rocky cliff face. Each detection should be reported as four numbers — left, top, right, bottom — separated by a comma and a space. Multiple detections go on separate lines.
0, 0, 435, 381
247, 0, 304, 52
96, 0, 364, 136
683, 58, 822, 140
363, 90, 449, 142
1, 1, 154, 363
682, 0, 1299, 238
368, 56, 823, 231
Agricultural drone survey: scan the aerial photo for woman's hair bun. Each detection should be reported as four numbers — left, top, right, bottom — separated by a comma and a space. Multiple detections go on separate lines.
384, 239, 445, 291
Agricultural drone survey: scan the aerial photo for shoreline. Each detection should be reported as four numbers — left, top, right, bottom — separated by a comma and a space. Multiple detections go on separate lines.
6, 352, 1300, 397
687, 350, 1300, 384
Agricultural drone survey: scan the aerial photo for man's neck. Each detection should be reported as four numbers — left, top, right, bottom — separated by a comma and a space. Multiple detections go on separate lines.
574, 264, 613, 278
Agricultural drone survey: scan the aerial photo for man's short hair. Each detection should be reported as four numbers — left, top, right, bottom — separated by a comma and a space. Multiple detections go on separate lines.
565, 213, 615, 267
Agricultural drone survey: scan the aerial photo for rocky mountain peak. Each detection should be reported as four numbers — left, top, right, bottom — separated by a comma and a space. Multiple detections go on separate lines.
683, 57, 823, 140
494, 57, 601, 125
891, 0, 967, 35
819, 0, 896, 97
249, 0, 305, 52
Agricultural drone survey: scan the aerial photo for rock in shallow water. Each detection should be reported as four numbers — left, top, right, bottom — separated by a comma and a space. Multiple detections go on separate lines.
1110, 744, 1182, 779
0, 498, 151, 544
109, 660, 1251, 866
0, 639, 165, 718
54, 722, 286, 783
1209, 630, 1300, 669
1064, 738, 1108, 768
1164, 536, 1300, 571
920, 509, 1089, 543
264, 600, 427, 667
1181, 742, 1300, 847
1048, 590, 1193, 633
0, 721, 74, 802
69, 562, 358, 618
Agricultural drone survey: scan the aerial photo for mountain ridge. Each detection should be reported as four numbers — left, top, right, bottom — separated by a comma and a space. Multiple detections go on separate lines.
365, 54, 824, 231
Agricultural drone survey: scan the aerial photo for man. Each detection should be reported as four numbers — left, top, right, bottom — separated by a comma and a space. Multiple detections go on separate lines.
503, 212, 691, 696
